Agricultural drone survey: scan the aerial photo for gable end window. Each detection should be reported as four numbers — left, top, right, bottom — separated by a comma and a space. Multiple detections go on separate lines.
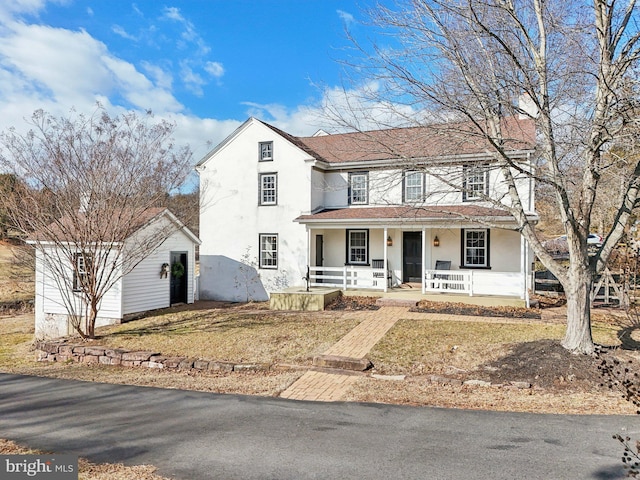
346, 229, 369, 265
403, 171, 424, 203
462, 165, 489, 202
461, 229, 490, 268
259, 234, 278, 269
259, 141, 273, 161
348, 172, 369, 205
259, 173, 277, 206
73, 252, 92, 291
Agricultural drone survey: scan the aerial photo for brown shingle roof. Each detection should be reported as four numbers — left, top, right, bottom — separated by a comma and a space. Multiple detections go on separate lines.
291, 116, 535, 164
296, 205, 515, 223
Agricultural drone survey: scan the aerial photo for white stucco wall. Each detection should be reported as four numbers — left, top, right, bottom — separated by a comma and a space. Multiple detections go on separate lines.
198, 119, 313, 301
197, 118, 534, 301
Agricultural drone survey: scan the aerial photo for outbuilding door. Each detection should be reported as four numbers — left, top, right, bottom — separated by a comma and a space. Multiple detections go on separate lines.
170, 251, 188, 305
403, 232, 422, 283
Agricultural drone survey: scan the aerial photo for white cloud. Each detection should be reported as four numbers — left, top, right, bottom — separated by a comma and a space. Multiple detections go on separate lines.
111, 24, 137, 41
179, 61, 205, 96
337, 10, 355, 26
204, 61, 224, 79
141, 61, 173, 89
240, 81, 426, 137
162, 6, 184, 22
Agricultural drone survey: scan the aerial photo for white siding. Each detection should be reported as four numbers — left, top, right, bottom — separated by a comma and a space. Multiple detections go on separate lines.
33, 213, 198, 339
34, 245, 123, 338
122, 220, 197, 315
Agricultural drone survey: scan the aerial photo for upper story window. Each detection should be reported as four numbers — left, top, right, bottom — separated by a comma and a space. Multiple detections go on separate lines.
462, 229, 490, 268
259, 173, 277, 205
403, 171, 424, 203
259, 233, 278, 269
73, 252, 92, 291
463, 165, 489, 201
349, 172, 369, 205
259, 141, 273, 161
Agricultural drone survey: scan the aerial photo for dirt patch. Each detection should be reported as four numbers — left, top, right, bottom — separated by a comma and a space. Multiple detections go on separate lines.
474, 339, 603, 389
411, 299, 541, 319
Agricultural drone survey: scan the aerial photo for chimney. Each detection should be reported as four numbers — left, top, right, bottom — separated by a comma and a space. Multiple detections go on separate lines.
518, 92, 539, 119
79, 193, 91, 213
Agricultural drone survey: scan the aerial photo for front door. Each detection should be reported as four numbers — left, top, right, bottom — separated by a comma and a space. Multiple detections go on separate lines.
403, 232, 422, 283
170, 251, 188, 305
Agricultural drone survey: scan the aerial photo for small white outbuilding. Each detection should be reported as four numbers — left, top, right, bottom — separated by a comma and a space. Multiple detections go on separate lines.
28, 207, 200, 339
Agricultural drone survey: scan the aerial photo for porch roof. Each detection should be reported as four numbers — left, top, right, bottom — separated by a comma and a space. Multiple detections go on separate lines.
295, 205, 532, 226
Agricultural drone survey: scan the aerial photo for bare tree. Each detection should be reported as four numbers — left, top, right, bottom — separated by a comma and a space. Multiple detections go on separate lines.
0, 108, 194, 338
326, 0, 640, 354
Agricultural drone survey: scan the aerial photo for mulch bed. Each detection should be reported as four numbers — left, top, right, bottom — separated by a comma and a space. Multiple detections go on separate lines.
410, 300, 542, 319
325, 295, 381, 311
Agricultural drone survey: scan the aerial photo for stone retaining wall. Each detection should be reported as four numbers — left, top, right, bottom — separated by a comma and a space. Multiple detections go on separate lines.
35, 340, 269, 373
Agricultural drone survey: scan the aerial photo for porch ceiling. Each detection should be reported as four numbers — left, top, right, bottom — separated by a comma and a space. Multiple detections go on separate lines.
295, 205, 535, 227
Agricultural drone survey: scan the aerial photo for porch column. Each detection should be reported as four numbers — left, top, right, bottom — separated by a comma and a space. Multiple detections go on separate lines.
306, 226, 311, 280
421, 227, 426, 294
520, 234, 530, 306
383, 226, 388, 293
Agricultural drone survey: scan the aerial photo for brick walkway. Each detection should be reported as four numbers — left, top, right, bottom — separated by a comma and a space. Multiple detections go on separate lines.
280, 306, 407, 402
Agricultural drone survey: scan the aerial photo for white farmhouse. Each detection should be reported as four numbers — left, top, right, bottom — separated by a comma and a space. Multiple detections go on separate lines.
197, 117, 537, 304
29, 207, 200, 339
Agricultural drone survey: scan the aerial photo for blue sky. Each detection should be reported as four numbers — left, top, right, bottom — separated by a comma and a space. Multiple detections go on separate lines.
0, 0, 381, 160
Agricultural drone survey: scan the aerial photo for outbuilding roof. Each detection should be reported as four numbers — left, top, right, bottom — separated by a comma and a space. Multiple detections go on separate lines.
27, 207, 200, 245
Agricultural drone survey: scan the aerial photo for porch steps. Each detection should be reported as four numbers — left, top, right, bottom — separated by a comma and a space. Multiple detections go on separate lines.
312, 354, 372, 371
375, 298, 418, 307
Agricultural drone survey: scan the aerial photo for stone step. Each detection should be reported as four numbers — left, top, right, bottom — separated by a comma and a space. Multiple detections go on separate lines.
312, 354, 372, 371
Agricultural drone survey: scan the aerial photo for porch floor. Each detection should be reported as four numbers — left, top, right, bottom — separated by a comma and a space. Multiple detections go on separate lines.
342, 284, 527, 308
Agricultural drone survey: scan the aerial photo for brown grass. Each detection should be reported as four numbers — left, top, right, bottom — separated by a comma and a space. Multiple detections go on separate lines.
0, 439, 171, 480
94, 305, 360, 365
0, 241, 34, 303
366, 314, 619, 376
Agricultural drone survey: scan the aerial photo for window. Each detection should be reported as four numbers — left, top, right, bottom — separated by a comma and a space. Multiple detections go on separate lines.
463, 165, 489, 201
259, 173, 277, 205
259, 234, 278, 269
259, 141, 273, 161
349, 172, 368, 205
403, 171, 424, 202
73, 252, 92, 291
347, 229, 369, 265
462, 229, 490, 268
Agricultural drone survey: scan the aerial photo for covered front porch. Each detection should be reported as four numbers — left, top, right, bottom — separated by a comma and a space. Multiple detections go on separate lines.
296, 206, 533, 306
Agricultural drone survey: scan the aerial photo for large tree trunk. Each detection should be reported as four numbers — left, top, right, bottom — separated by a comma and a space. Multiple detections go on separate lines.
561, 262, 595, 354
87, 300, 99, 339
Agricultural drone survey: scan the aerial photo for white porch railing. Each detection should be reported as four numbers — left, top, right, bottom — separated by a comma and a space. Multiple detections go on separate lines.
424, 270, 472, 295
309, 266, 387, 290
309, 266, 525, 298
424, 269, 525, 298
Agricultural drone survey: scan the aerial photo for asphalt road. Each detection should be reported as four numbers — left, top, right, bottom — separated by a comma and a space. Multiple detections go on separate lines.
0, 373, 638, 479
